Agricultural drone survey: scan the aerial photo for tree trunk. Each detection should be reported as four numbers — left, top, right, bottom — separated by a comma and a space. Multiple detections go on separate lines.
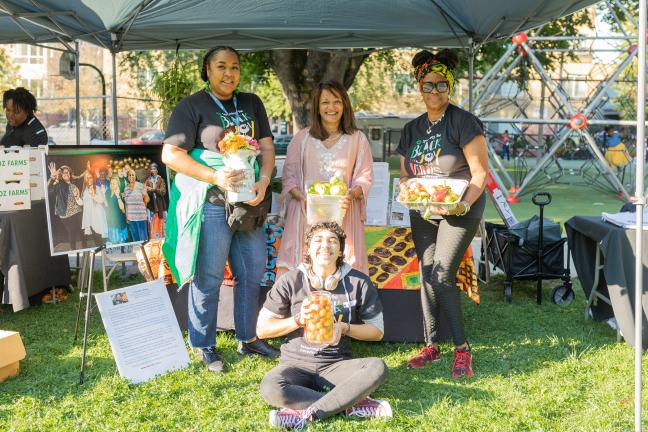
266, 49, 369, 130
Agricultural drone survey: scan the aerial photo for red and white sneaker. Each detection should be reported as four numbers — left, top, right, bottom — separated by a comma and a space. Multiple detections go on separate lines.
269, 408, 312, 430
345, 398, 393, 418
407, 346, 441, 369
451, 346, 474, 378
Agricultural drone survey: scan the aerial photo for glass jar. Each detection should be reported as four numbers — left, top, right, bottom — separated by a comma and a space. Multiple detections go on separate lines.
303, 291, 335, 345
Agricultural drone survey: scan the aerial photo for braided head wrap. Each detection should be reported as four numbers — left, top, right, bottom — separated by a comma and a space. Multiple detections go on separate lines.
415, 59, 455, 93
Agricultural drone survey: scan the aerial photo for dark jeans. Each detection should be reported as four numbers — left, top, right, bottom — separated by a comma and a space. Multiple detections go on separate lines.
60, 212, 82, 250
409, 211, 480, 346
260, 357, 388, 419
502, 144, 510, 160
188, 203, 266, 347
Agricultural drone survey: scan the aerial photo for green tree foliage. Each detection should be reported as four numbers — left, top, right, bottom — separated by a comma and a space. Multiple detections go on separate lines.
595, 0, 643, 120
150, 59, 201, 129
466, 9, 592, 86
253, 72, 292, 120
120, 7, 592, 130
0, 47, 18, 94
121, 50, 285, 127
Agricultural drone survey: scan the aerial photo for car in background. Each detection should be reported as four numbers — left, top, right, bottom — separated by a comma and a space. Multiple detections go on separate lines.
123, 130, 165, 145
274, 134, 293, 156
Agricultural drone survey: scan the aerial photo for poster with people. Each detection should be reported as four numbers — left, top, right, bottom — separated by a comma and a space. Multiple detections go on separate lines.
43, 145, 169, 256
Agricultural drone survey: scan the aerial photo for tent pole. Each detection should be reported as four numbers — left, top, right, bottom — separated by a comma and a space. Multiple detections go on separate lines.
635, 0, 646, 430
111, 51, 118, 145
75, 40, 80, 146
468, 38, 474, 112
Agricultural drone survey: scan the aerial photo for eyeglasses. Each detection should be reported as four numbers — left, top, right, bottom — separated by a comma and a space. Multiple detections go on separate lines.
421, 81, 450, 93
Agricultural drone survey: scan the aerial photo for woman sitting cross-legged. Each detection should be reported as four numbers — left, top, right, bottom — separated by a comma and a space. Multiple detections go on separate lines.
257, 222, 392, 430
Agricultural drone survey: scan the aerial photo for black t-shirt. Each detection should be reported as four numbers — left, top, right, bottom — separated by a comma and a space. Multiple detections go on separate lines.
0, 115, 48, 147
396, 104, 486, 219
164, 90, 273, 205
262, 268, 383, 365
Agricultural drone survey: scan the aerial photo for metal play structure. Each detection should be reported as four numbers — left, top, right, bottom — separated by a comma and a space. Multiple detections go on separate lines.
463, 2, 646, 204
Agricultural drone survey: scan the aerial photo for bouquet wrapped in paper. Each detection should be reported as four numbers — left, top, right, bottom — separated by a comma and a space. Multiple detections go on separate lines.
217, 131, 260, 202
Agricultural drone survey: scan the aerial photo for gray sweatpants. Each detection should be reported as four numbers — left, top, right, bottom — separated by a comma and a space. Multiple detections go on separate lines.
260, 357, 388, 419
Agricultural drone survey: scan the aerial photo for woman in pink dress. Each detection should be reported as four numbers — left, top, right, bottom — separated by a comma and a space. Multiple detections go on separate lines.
278, 81, 373, 275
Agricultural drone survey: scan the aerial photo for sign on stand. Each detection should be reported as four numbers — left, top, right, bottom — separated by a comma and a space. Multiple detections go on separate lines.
389, 178, 410, 226
95, 279, 190, 384
365, 162, 389, 226
0, 148, 31, 211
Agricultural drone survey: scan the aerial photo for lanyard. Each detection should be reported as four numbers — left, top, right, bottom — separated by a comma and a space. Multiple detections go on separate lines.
207, 90, 241, 128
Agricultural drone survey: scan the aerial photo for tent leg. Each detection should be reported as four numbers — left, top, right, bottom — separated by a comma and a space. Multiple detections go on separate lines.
634, 0, 646, 430
111, 51, 119, 145
75, 40, 81, 146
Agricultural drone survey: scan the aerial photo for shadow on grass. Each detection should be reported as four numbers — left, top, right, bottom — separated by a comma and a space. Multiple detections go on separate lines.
348, 274, 618, 385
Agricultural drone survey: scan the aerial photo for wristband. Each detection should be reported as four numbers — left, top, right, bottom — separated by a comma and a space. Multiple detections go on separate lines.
211, 169, 219, 185
457, 201, 471, 216
260, 174, 270, 184
344, 322, 351, 335
294, 313, 302, 328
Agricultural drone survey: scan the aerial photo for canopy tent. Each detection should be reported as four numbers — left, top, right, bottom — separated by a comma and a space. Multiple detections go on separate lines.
0, 0, 600, 51
0, 1, 645, 431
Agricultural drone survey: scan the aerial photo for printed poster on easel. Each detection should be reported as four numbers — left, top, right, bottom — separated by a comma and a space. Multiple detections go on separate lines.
0, 148, 31, 211
43, 145, 169, 255
95, 279, 190, 384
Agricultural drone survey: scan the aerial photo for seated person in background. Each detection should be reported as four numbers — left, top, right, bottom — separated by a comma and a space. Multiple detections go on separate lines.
257, 222, 391, 430
1, 87, 48, 147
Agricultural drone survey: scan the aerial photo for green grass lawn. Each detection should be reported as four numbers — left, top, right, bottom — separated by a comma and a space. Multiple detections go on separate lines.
1, 157, 644, 431
1, 271, 646, 431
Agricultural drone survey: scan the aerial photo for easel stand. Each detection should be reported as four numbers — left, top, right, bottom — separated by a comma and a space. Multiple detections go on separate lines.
72, 242, 153, 384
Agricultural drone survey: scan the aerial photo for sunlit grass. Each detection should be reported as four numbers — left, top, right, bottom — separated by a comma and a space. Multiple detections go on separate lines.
1, 270, 645, 431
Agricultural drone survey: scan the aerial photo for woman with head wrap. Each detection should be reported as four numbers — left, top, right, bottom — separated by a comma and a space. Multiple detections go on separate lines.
396, 49, 488, 378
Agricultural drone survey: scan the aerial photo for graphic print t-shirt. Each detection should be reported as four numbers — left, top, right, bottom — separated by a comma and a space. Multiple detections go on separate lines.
262, 268, 383, 365
396, 104, 486, 219
165, 90, 273, 204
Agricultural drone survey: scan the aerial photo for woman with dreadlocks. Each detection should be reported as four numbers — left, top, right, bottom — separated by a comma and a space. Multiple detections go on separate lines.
397, 49, 488, 378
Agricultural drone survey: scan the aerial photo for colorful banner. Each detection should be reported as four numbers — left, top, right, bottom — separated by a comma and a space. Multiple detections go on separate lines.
261, 217, 284, 287
366, 226, 479, 304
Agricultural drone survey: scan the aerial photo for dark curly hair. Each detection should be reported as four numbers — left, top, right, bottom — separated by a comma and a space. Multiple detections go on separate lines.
411, 49, 460, 70
201, 46, 240, 82
3, 87, 37, 115
303, 222, 347, 269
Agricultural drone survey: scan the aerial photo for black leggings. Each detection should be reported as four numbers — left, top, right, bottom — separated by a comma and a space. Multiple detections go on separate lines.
60, 212, 83, 251
260, 357, 388, 420
409, 211, 480, 346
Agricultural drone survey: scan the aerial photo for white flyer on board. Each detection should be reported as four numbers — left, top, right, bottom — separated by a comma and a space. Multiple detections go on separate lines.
389, 178, 410, 226
365, 162, 389, 226
95, 279, 190, 384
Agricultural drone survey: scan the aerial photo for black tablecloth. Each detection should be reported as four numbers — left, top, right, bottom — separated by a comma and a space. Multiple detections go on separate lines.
169, 284, 450, 343
565, 215, 648, 348
0, 201, 71, 311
